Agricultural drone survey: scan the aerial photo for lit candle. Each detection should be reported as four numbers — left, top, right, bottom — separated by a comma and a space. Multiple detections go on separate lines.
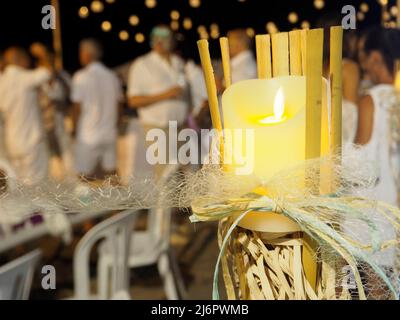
222, 75, 329, 232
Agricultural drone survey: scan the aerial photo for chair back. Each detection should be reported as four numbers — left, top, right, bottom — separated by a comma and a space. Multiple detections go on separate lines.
73, 210, 137, 299
0, 249, 42, 300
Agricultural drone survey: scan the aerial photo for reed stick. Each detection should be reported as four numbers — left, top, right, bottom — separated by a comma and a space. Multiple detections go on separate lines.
305, 29, 324, 161
289, 30, 302, 76
301, 29, 307, 76
303, 28, 324, 291
271, 32, 289, 76
255, 34, 272, 79
220, 37, 232, 88
197, 40, 224, 163
330, 26, 343, 157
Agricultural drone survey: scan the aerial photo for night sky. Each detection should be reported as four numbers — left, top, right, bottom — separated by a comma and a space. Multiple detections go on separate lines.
0, 0, 386, 73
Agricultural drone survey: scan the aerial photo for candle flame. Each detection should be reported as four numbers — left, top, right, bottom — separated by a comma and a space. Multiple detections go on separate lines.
259, 87, 286, 124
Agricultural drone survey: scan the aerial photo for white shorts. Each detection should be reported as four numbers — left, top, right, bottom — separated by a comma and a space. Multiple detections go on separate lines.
74, 141, 116, 175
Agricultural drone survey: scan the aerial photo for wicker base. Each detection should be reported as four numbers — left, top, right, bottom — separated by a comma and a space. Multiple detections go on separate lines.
218, 219, 351, 300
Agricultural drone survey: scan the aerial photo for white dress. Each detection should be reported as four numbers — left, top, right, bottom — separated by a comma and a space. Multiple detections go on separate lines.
363, 84, 399, 206
342, 99, 358, 144
358, 84, 399, 268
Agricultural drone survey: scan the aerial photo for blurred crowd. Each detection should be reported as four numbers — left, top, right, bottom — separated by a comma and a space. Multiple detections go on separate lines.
0, 25, 259, 186
1, 23, 400, 208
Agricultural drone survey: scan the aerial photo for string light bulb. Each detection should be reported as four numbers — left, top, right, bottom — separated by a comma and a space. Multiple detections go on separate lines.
313, 0, 325, 10
301, 20, 310, 29
78, 6, 89, 18
357, 12, 365, 21
199, 32, 209, 40
170, 10, 180, 20
197, 25, 208, 39
101, 21, 112, 32
183, 17, 193, 30
360, 3, 369, 13
119, 30, 129, 41
197, 25, 207, 33
246, 27, 255, 38
135, 33, 145, 43
145, 0, 157, 9
170, 20, 179, 31
288, 12, 298, 24
91, 1, 104, 13
210, 29, 219, 39
266, 22, 278, 34
189, 0, 201, 8
210, 23, 219, 31
129, 15, 140, 26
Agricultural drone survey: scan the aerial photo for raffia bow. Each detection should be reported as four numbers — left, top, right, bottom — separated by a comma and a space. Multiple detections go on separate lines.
190, 190, 400, 300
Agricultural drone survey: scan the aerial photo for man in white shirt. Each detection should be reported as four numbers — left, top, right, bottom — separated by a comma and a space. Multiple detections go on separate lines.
127, 25, 188, 177
228, 29, 257, 84
0, 47, 51, 184
71, 39, 122, 179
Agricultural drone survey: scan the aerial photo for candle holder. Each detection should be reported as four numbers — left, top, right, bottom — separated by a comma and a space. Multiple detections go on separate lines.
196, 27, 353, 300
195, 26, 400, 300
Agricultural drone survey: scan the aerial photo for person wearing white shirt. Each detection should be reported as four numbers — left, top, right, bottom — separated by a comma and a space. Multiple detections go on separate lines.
71, 39, 122, 179
228, 29, 257, 84
127, 25, 188, 177
185, 60, 208, 118
184, 59, 211, 165
0, 47, 51, 184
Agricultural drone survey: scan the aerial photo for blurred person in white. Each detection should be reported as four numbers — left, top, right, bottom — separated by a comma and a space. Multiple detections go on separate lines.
30, 43, 73, 180
71, 39, 122, 180
127, 25, 188, 178
0, 47, 52, 184
355, 27, 400, 206
350, 27, 400, 295
227, 29, 257, 84
116, 75, 152, 184
184, 58, 211, 165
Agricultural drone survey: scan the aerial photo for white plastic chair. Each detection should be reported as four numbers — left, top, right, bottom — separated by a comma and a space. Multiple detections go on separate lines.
72, 210, 137, 300
0, 249, 42, 300
98, 163, 183, 300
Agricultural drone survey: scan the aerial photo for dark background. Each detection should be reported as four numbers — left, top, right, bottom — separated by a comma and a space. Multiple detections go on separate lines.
0, 0, 385, 73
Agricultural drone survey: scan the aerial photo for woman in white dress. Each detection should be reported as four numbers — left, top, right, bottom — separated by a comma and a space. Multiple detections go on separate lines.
354, 27, 400, 295
356, 27, 400, 206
